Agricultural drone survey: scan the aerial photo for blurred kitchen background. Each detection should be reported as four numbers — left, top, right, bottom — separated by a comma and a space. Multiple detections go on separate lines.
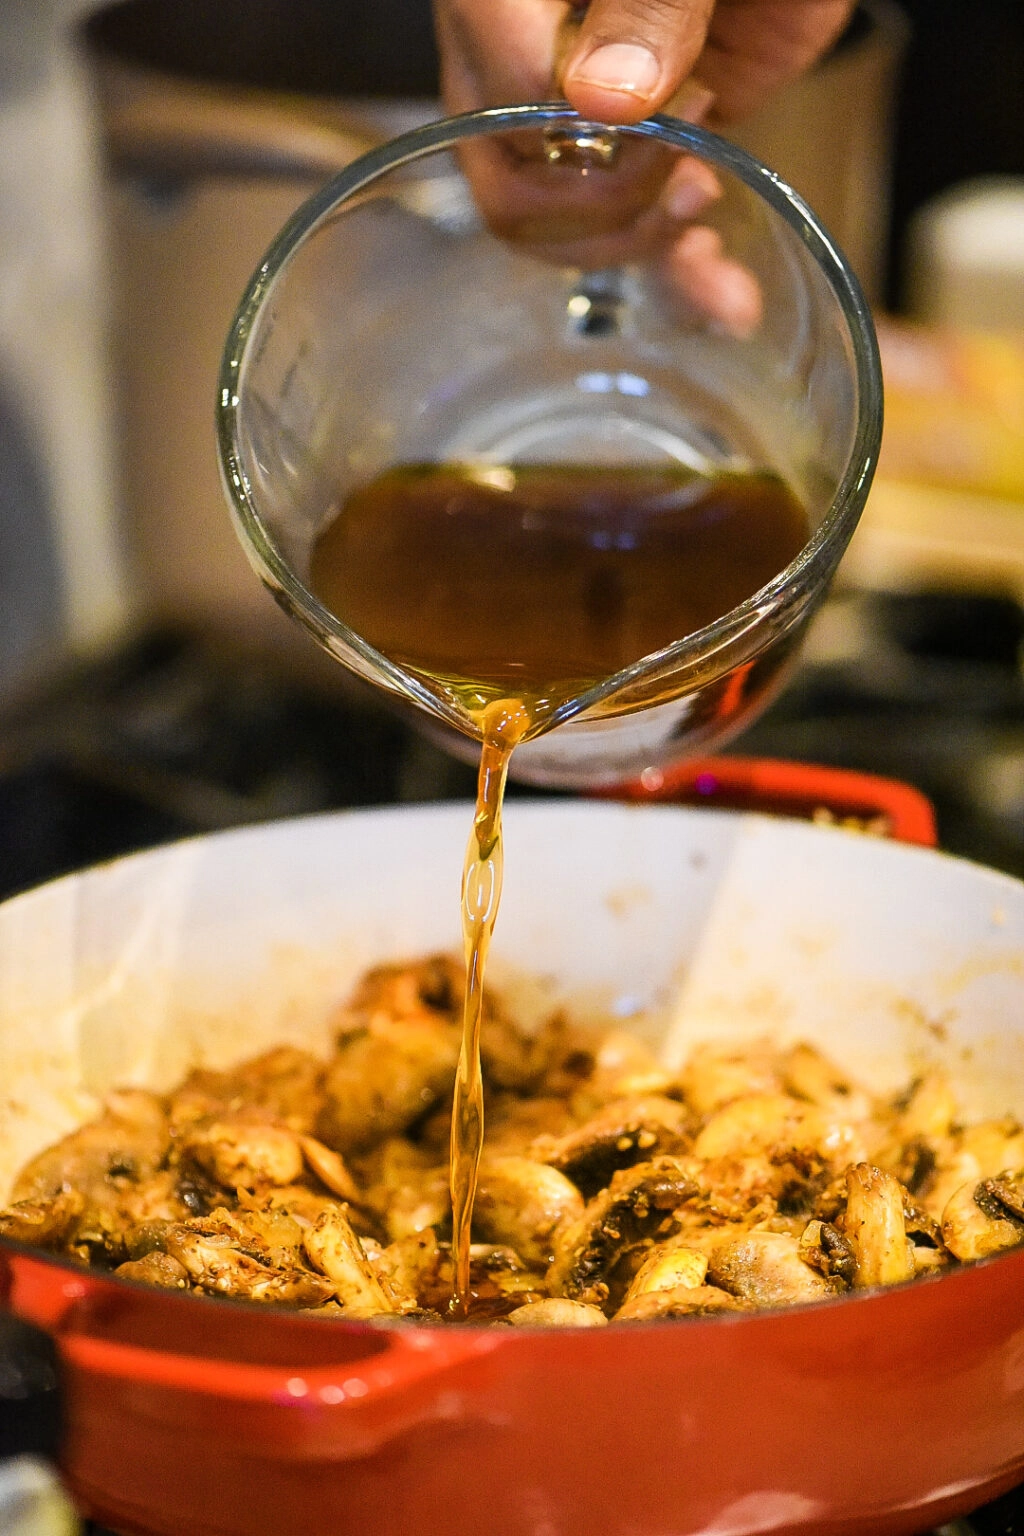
0, 7, 1022, 1532
0, 0, 1023, 906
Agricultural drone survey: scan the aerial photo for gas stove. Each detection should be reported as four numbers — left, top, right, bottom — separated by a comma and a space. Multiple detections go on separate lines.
1, 589, 1022, 901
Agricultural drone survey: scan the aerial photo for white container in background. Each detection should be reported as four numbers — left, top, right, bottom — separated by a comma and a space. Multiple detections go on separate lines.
906, 177, 1024, 334
0, 1, 131, 702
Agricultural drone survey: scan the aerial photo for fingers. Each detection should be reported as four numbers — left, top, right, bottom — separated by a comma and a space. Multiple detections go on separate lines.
433, 0, 563, 113
695, 0, 857, 123
660, 155, 720, 219
666, 226, 763, 337
556, 0, 856, 128
560, 0, 716, 123
431, 0, 772, 337
456, 139, 720, 270
435, 0, 719, 126
435, 0, 858, 129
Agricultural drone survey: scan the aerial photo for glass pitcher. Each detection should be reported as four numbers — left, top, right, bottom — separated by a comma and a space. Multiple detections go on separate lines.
217, 105, 882, 787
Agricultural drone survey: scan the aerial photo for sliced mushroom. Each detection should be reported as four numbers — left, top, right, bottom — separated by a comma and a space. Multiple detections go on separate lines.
616, 1285, 749, 1322
941, 1179, 1024, 1262
547, 1157, 697, 1311
165, 1210, 332, 1306
534, 1096, 691, 1197
507, 1298, 608, 1328
304, 1205, 400, 1316
708, 1228, 838, 1308
474, 1157, 584, 1268
843, 1164, 915, 1287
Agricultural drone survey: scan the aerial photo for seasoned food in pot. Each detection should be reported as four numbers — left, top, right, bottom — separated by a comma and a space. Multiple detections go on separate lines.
4, 954, 1024, 1324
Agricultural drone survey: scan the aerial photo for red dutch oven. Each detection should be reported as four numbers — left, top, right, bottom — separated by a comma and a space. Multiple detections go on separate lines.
2, 766, 1023, 1536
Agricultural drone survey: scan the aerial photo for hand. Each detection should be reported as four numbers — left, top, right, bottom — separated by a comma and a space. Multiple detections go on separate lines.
435, 0, 856, 129
434, 0, 855, 334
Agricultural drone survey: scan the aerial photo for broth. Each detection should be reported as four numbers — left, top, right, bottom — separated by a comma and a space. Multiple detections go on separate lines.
310, 461, 809, 730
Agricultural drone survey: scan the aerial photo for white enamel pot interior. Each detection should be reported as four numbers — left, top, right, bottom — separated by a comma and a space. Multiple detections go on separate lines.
1, 803, 1021, 1184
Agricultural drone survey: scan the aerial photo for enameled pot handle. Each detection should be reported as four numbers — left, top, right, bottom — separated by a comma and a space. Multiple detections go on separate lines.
602, 755, 938, 846
56, 1323, 503, 1458
3, 1248, 502, 1453
58, 1323, 496, 1405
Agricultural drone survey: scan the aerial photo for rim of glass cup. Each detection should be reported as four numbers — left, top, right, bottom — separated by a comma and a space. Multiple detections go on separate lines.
217, 103, 883, 737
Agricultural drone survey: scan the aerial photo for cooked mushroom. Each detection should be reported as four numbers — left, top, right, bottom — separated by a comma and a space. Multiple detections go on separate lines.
164, 1209, 333, 1306
547, 1157, 698, 1311
708, 1228, 839, 1307
0, 1190, 84, 1247
115, 1251, 189, 1289
303, 1205, 401, 1316
473, 1157, 584, 1268
13, 1090, 169, 1205
507, 1298, 608, 1328
843, 1164, 916, 1288
182, 1116, 305, 1192
533, 1096, 691, 1197
616, 1285, 749, 1321
620, 1239, 708, 1304
316, 1015, 461, 1154
941, 1179, 1024, 1262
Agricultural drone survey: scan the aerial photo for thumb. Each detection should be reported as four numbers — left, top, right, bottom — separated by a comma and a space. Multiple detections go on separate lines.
560, 0, 716, 124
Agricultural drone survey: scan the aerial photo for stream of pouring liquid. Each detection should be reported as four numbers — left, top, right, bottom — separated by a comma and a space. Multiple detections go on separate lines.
449, 699, 530, 1315
308, 461, 812, 1315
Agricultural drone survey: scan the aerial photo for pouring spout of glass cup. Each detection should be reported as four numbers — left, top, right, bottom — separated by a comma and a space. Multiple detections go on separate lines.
217, 105, 882, 788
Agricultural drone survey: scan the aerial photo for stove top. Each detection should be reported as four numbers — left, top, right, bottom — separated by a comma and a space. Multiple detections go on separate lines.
0, 589, 1022, 900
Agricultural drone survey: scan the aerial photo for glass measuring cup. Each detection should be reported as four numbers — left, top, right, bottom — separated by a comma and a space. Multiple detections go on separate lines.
217, 105, 882, 787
